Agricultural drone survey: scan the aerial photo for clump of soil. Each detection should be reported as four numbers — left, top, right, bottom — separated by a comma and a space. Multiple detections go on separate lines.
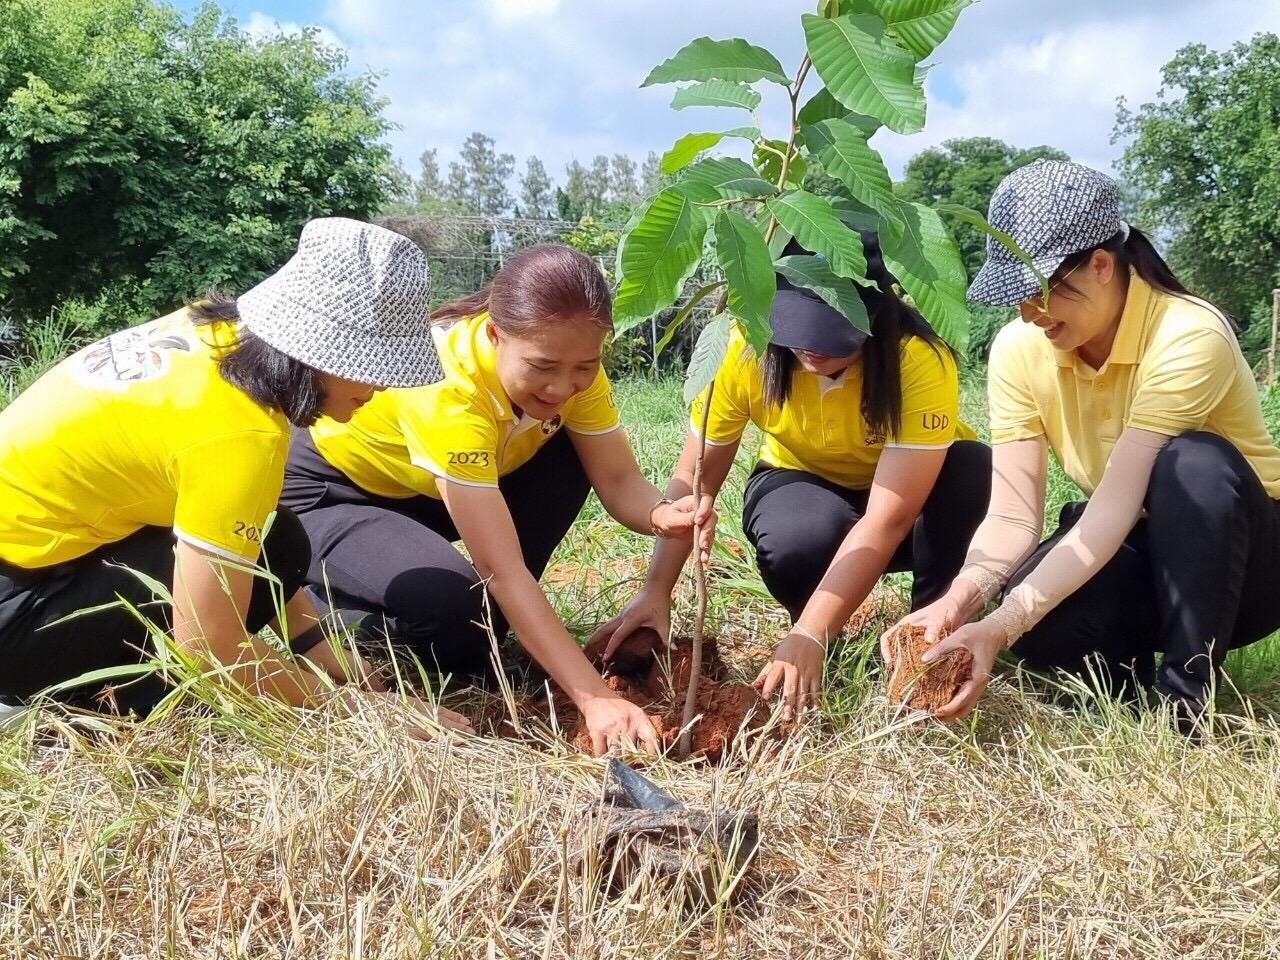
549, 627, 767, 763
884, 624, 970, 714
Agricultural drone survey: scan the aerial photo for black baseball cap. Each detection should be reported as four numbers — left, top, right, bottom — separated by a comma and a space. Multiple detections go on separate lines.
769, 238, 870, 357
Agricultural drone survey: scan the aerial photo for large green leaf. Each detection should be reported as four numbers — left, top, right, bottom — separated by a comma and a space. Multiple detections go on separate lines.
671, 79, 762, 112
643, 37, 789, 87
861, 0, 972, 60
714, 209, 776, 351
775, 254, 870, 332
679, 157, 775, 200
614, 183, 718, 333
660, 127, 759, 175
754, 139, 807, 189
684, 313, 732, 404
879, 200, 970, 352
797, 86, 882, 135
767, 189, 868, 281
802, 13, 925, 135
934, 201, 1049, 300
802, 118, 902, 231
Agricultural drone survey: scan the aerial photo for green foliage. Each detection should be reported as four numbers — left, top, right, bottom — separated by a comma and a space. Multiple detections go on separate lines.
614, 0, 1023, 369
683, 313, 731, 404
1116, 33, 1280, 330
895, 137, 1069, 281
0, 0, 398, 327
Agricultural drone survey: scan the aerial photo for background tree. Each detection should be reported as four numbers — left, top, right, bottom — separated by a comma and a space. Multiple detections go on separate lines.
446, 132, 515, 216
609, 154, 640, 205
518, 156, 555, 218
1116, 33, 1280, 341
0, 0, 397, 329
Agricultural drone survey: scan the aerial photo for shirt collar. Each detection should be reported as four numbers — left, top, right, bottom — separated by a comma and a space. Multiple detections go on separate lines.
1054, 268, 1152, 370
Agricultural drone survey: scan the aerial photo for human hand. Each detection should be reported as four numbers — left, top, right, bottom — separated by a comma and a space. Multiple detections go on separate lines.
880, 594, 963, 667
653, 494, 717, 562
752, 628, 826, 722
587, 587, 672, 661
580, 693, 661, 756
921, 618, 1006, 721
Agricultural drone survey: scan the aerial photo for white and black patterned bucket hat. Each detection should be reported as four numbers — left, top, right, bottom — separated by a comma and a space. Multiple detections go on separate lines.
237, 217, 442, 387
968, 159, 1126, 307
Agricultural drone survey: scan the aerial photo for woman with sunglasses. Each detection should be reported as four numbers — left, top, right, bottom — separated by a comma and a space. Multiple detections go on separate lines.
888, 160, 1280, 729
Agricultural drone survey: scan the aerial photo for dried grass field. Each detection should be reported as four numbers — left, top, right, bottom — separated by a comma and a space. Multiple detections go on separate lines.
3, 371, 1280, 958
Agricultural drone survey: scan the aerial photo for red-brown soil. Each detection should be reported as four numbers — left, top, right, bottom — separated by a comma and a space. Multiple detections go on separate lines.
884, 623, 970, 714
547, 627, 767, 763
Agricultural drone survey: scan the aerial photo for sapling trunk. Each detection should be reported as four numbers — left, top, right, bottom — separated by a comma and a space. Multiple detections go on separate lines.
677, 379, 715, 760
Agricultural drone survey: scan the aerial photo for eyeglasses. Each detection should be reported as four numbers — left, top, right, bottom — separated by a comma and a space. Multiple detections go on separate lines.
1025, 260, 1084, 312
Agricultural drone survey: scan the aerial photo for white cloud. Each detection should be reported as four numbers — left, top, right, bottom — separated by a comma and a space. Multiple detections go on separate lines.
484, 0, 564, 25
243, 11, 345, 51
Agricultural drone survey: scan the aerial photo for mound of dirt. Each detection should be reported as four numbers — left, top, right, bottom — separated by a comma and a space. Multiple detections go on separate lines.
550, 628, 767, 763
884, 624, 970, 714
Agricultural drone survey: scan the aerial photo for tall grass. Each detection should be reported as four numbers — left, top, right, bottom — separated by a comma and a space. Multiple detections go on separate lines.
3, 355, 1280, 955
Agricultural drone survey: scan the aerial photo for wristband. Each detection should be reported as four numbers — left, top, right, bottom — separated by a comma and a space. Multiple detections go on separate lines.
791, 623, 828, 652
649, 496, 674, 537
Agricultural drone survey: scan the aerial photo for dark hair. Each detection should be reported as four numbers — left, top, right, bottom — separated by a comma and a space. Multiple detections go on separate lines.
431, 244, 613, 334
186, 289, 326, 427
1049, 226, 1234, 326
761, 232, 950, 440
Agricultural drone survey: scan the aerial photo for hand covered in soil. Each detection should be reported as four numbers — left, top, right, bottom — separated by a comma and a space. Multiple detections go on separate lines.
921, 618, 1005, 721
589, 587, 672, 660
753, 629, 825, 722
880, 595, 962, 667
652, 494, 717, 562
580, 693, 661, 755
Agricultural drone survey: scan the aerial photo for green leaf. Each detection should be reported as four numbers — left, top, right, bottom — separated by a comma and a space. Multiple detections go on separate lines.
754, 139, 807, 189
679, 157, 775, 200
802, 118, 902, 230
879, 200, 970, 352
934, 201, 1050, 300
670, 79, 763, 112
775, 254, 871, 333
656, 280, 726, 358
714, 210, 776, 351
614, 183, 718, 333
767, 224, 795, 260
802, 13, 925, 135
867, 0, 972, 60
767, 189, 868, 281
684, 314, 732, 405
660, 127, 760, 175
643, 37, 789, 87
797, 87, 882, 135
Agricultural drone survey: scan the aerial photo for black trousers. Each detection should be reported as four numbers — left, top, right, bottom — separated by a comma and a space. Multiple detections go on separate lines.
1008, 432, 1280, 702
741, 439, 992, 620
0, 508, 311, 714
280, 428, 590, 677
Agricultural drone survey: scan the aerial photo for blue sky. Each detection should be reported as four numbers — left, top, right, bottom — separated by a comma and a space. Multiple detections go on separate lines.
192, 0, 1278, 189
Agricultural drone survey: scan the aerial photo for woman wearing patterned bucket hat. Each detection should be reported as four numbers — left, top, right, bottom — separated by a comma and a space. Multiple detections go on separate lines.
598, 232, 991, 721
0, 217, 470, 735
282, 244, 713, 756
884, 159, 1280, 730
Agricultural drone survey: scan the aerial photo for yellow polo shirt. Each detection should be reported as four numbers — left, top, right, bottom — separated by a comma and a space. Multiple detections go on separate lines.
311, 311, 620, 500
0, 310, 289, 569
692, 329, 973, 490
988, 272, 1280, 498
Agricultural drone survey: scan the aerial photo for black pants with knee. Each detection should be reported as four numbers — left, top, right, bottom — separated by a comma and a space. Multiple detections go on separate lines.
0, 508, 311, 714
1009, 431, 1280, 702
280, 428, 590, 678
741, 440, 992, 621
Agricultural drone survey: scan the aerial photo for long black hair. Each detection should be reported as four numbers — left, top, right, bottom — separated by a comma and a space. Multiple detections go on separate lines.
186, 289, 326, 427
1049, 226, 1233, 326
761, 232, 950, 440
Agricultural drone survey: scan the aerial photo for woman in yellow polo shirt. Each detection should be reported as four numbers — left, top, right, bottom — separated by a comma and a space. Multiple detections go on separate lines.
595, 233, 992, 718
0, 219, 469, 734
281, 243, 712, 755
892, 160, 1280, 729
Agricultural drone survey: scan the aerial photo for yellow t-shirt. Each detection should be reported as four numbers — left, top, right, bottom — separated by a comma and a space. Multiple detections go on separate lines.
691, 329, 973, 490
311, 311, 620, 499
988, 272, 1280, 498
0, 310, 289, 569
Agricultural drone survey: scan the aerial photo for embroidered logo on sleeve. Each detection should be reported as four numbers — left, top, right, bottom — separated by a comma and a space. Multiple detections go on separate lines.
73, 321, 193, 389
922, 412, 951, 431
540, 414, 563, 436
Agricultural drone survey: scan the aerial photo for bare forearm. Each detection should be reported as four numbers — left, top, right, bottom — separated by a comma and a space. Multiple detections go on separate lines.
598, 470, 665, 535
795, 516, 912, 642
176, 627, 332, 708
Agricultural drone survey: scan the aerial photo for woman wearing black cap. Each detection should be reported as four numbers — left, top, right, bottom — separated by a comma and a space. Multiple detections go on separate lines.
594, 233, 991, 717
886, 159, 1280, 730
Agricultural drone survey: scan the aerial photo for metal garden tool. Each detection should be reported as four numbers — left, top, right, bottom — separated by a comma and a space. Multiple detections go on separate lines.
574, 758, 760, 905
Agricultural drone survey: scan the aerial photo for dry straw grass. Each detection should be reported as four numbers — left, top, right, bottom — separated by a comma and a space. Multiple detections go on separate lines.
3, 608, 1280, 959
